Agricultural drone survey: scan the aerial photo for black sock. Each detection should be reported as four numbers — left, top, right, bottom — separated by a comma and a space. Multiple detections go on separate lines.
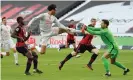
33, 55, 38, 70
25, 58, 33, 73
62, 53, 73, 64
88, 53, 98, 65
1, 54, 3, 58
60, 44, 66, 49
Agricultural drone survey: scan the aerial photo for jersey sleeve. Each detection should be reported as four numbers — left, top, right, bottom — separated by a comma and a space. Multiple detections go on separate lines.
54, 17, 67, 29
28, 13, 45, 27
87, 28, 106, 35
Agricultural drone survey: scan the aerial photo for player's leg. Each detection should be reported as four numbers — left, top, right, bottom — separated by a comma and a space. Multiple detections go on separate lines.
58, 28, 69, 34
32, 50, 43, 74
59, 51, 77, 70
58, 27, 81, 35
10, 48, 19, 65
72, 42, 76, 49
102, 52, 111, 76
87, 46, 99, 70
59, 44, 85, 70
73, 43, 81, 58
40, 45, 47, 54
25, 51, 33, 75
16, 46, 33, 75
0, 52, 9, 56
39, 36, 50, 54
1, 52, 10, 56
0, 54, 3, 58
58, 41, 69, 51
110, 49, 130, 75
58, 44, 66, 51
110, 58, 130, 75
1, 42, 10, 56
9, 39, 19, 65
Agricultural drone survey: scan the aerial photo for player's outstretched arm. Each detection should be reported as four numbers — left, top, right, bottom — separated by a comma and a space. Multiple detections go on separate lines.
27, 14, 45, 30
87, 27, 101, 31
86, 27, 104, 35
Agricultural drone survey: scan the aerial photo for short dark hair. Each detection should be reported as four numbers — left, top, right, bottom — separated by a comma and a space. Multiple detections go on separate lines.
70, 19, 74, 22
17, 16, 23, 23
91, 18, 96, 21
47, 4, 56, 11
2, 17, 6, 21
102, 19, 109, 27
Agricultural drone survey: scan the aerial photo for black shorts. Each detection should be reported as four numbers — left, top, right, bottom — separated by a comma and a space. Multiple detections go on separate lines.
67, 40, 75, 45
74, 44, 96, 53
16, 46, 28, 56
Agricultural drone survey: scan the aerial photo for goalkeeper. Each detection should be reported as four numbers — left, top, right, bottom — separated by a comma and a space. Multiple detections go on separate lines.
83, 19, 130, 76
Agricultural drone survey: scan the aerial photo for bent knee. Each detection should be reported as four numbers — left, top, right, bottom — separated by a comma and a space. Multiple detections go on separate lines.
92, 49, 99, 55
71, 51, 77, 56
111, 61, 115, 64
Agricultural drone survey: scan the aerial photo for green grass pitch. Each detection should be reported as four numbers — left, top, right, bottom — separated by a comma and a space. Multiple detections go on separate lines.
1, 49, 133, 80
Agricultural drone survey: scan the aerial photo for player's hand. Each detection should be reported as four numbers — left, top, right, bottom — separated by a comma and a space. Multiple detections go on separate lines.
81, 24, 86, 33
81, 26, 85, 34
84, 31, 90, 34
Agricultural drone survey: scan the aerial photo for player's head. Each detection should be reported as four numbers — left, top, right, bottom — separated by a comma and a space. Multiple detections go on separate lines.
101, 19, 109, 28
90, 18, 96, 26
70, 19, 75, 25
47, 4, 56, 15
2, 17, 7, 25
17, 16, 24, 26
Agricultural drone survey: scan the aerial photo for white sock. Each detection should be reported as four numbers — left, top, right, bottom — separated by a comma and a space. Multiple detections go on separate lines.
14, 52, 18, 64
107, 72, 111, 74
35, 46, 41, 53
124, 68, 127, 71
1, 52, 7, 56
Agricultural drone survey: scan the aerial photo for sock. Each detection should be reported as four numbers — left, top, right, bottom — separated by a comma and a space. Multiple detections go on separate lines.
14, 52, 18, 64
113, 61, 126, 70
102, 57, 110, 73
35, 46, 41, 52
1, 54, 3, 58
88, 53, 98, 65
62, 53, 73, 64
25, 58, 33, 73
59, 44, 66, 49
1, 52, 7, 56
33, 55, 38, 70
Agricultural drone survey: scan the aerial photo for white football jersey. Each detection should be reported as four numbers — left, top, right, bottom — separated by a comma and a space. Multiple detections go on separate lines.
28, 13, 66, 35
1, 24, 12, 41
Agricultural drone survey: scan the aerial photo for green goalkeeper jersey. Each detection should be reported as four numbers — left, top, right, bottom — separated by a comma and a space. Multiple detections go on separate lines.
87, 27, 118, 49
